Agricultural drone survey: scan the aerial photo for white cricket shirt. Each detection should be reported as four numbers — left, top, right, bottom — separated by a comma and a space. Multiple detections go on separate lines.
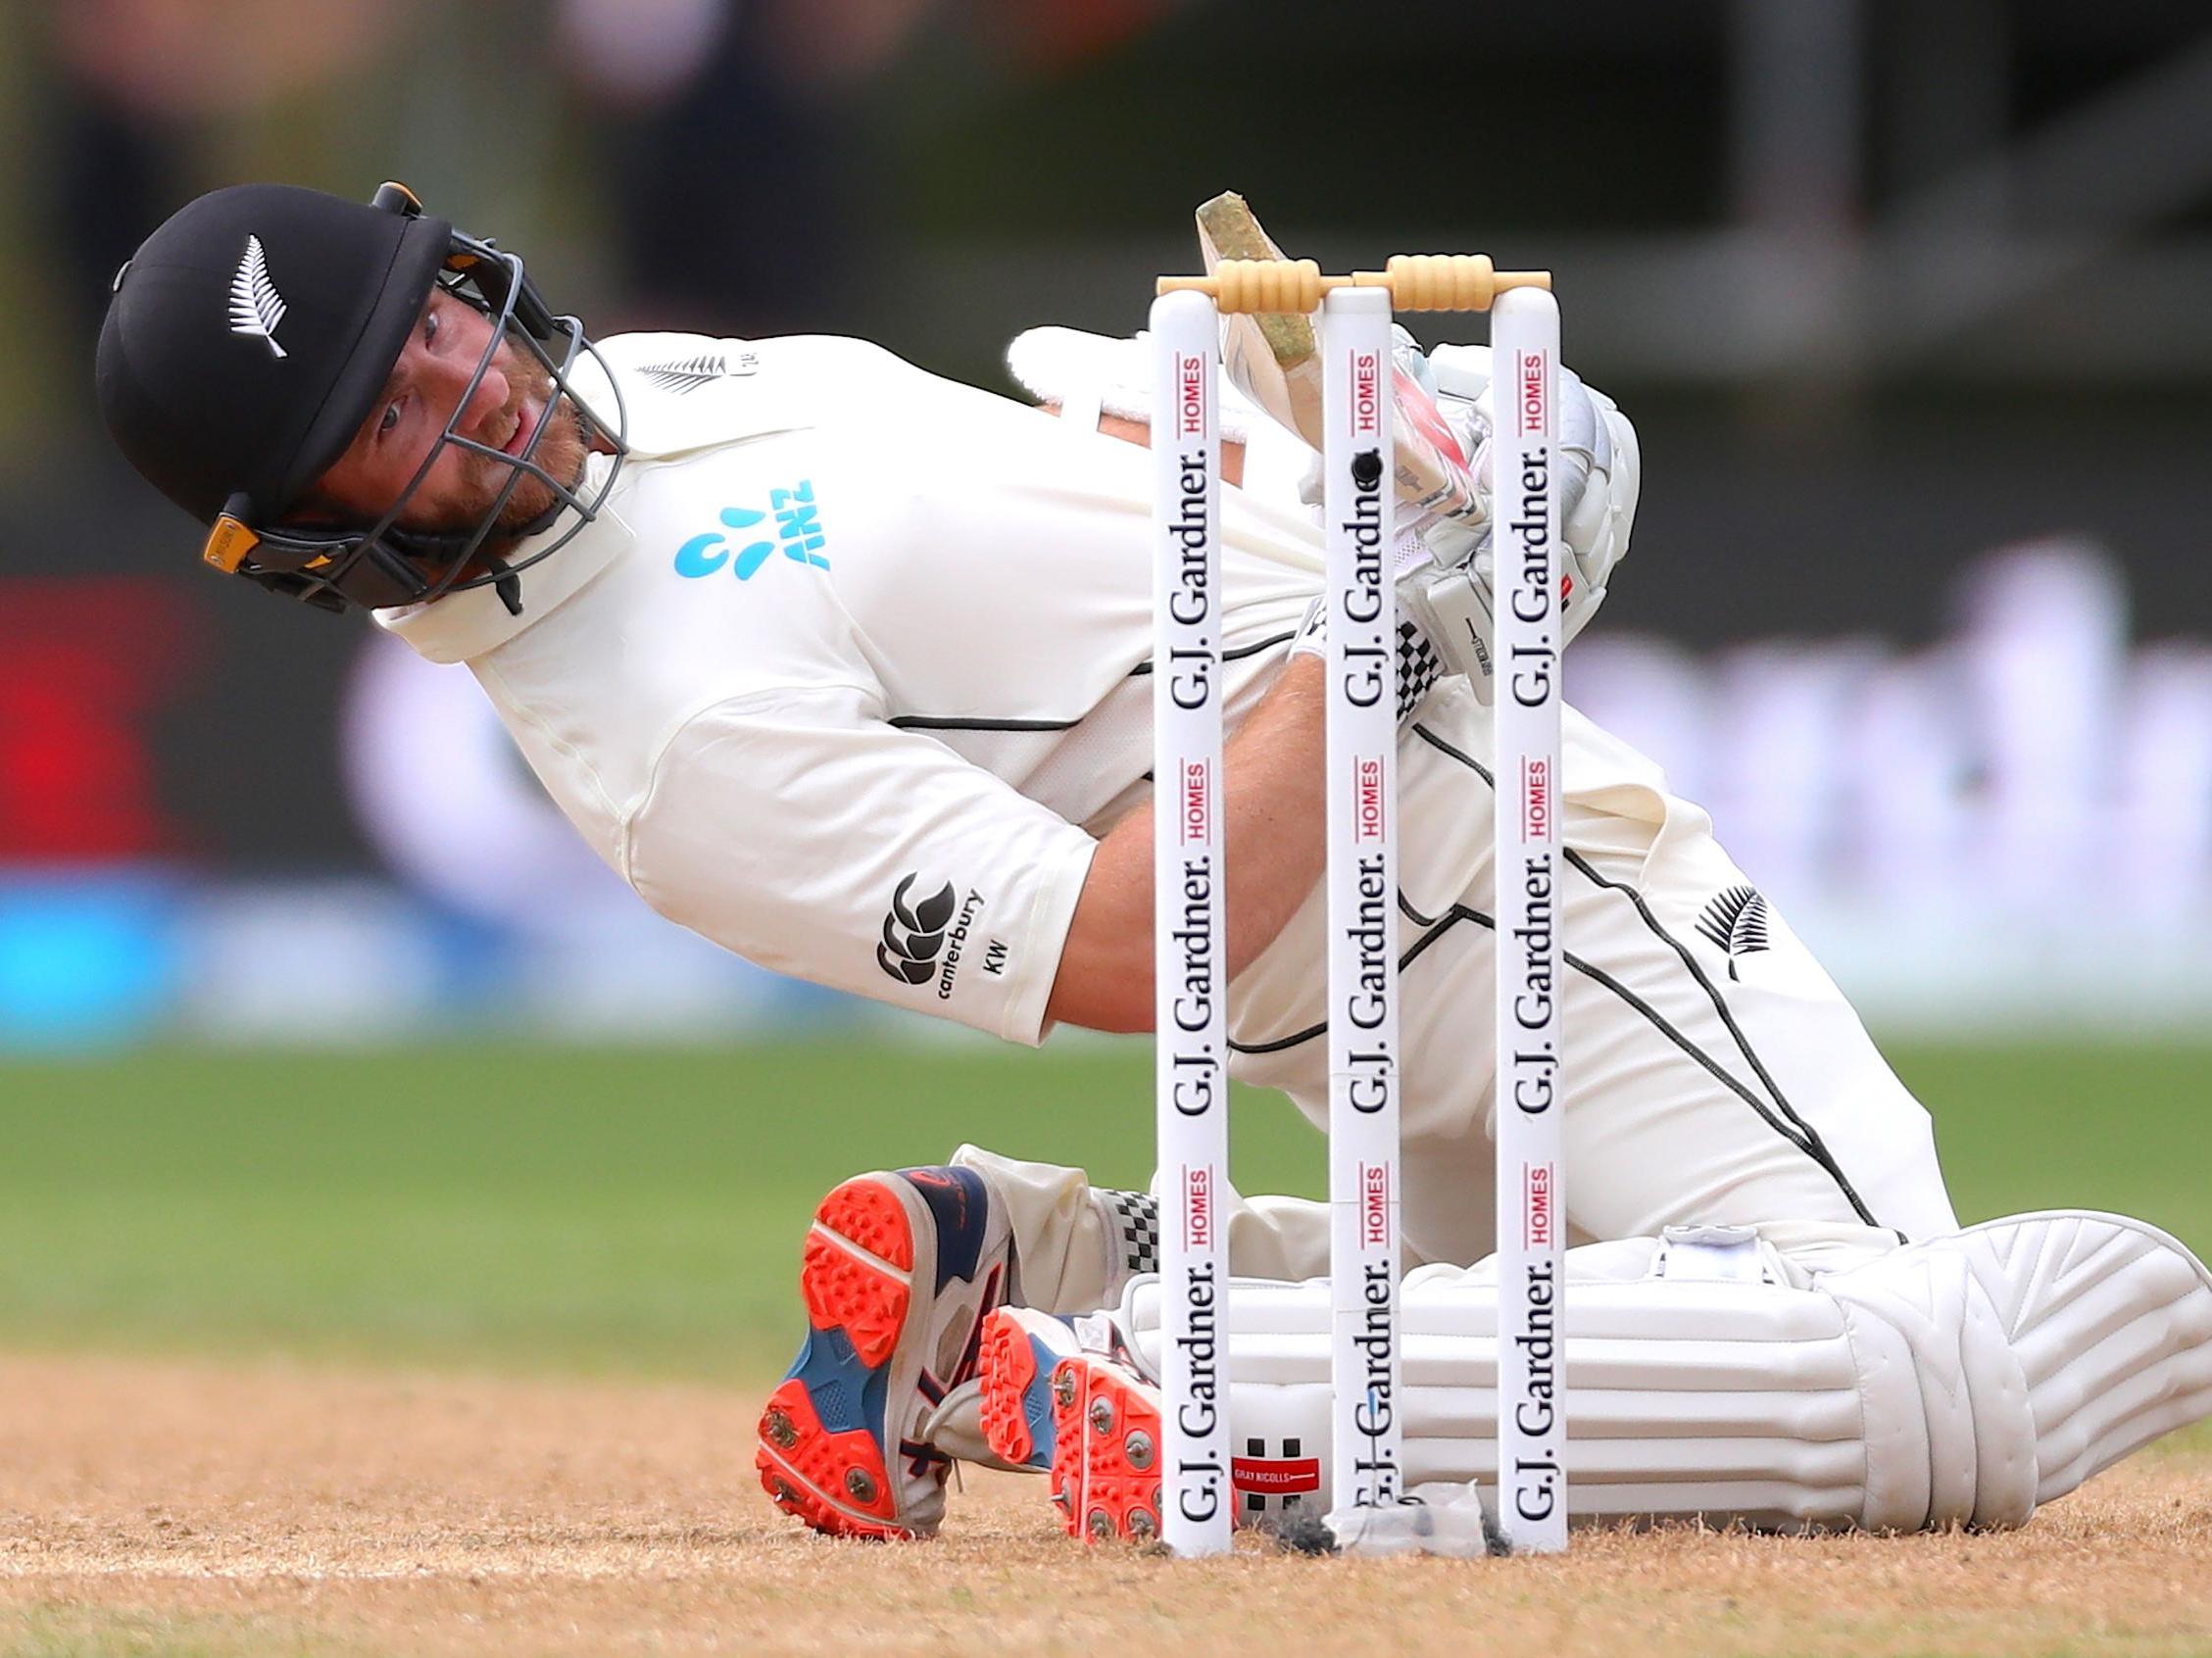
377, 331, 1331, 1044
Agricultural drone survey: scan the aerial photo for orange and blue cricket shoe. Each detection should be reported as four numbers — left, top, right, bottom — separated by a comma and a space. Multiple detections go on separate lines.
757, 1166, 1014, 1538
979, 1304, 1167, 1542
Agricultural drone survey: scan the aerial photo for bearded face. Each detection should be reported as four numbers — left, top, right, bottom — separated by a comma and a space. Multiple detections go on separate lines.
415, 358, 591, 539
310, 287, 594, 546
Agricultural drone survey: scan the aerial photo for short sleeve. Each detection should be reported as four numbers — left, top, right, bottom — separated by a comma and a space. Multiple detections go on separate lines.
623, 688, 1097, 1045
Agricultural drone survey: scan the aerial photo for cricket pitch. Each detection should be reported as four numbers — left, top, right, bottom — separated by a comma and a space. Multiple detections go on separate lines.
2, 1351, 2207, 1658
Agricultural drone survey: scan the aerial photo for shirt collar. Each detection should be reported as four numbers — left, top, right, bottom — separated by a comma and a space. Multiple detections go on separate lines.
373, 453, 628, 664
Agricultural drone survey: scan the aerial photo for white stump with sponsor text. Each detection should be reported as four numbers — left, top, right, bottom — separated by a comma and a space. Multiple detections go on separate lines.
1148, 288, 1233, 1558
1319, 285, 1403, 1522
1491, 284, 1567, 1552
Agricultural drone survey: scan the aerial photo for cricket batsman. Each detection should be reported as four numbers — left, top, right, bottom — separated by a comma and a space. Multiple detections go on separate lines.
97, 182, 2212, 1544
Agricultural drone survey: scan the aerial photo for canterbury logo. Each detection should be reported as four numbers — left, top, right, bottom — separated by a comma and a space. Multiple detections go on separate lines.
1696, 884, 1772, 980
638, 351, 756, 395
876, 873, 957, 986
228, 235, 288, 358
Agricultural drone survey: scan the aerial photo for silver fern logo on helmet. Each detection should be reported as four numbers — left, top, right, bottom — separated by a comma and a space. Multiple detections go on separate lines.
227, 234, 288, 359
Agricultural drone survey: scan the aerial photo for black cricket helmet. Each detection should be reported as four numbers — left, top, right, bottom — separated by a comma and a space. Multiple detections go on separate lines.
95, 181, 625, 614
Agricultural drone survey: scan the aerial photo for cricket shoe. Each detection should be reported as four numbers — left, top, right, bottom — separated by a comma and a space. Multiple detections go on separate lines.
978, 1305, 1166, 1542
757, 1166, 1012, 1539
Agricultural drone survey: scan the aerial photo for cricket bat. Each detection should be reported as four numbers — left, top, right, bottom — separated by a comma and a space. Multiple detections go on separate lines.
1195, 192, 1488, 530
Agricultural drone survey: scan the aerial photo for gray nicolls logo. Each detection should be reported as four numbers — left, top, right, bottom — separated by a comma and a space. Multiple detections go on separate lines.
228, 235, 288, 358
637, 351, 758, 395
1232, 1434, 1323, 1523
1696, 884, 1772, 980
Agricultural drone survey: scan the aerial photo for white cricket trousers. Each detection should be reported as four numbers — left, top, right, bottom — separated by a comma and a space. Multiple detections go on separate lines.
965, 677, 1961, 1312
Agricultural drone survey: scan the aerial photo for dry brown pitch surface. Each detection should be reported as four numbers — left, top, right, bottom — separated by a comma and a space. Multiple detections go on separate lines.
2, 1351, 2208, 1657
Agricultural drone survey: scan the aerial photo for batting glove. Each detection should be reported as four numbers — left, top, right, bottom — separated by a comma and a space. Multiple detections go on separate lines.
1287, 550, 1456, 727
1410, 341, 1643, 703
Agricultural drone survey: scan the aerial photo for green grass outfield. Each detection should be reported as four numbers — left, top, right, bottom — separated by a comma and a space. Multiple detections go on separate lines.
0, 1037, 2207, 1381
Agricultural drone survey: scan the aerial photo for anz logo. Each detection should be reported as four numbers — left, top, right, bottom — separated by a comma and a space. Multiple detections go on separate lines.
674, 479, 828, 581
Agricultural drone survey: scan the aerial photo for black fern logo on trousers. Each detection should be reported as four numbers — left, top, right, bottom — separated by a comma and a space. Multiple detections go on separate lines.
877, 874, 958, 986
1696, 885, 1771, 980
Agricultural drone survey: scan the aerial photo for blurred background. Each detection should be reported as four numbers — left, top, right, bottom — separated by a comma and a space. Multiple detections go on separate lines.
3, 0, 2210, 1052
0, 0, 2206, 1407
